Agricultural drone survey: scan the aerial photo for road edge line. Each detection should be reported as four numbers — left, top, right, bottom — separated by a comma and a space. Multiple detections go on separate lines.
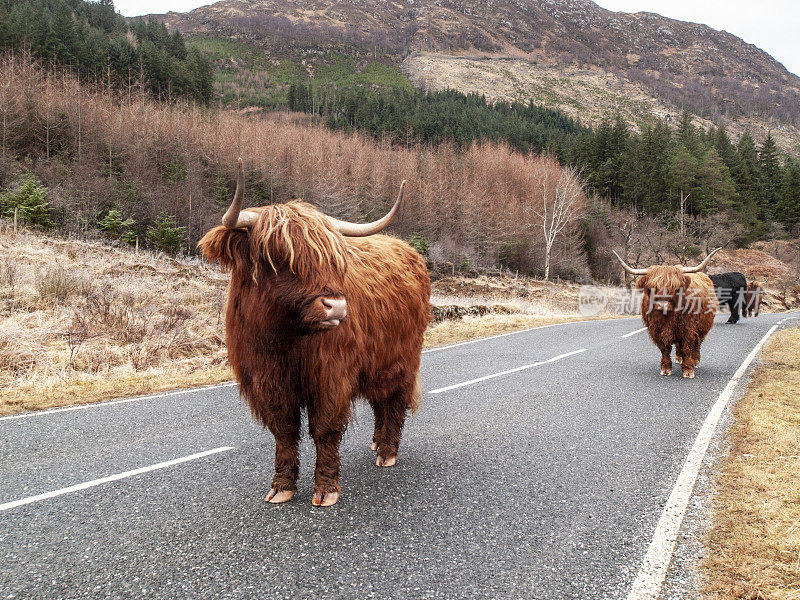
421, 317, 626, 354
626, 316, 800, 600
0, 382, 238, 423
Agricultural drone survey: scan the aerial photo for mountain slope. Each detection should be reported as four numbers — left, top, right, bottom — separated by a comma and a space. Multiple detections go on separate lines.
154, 0, 800, 152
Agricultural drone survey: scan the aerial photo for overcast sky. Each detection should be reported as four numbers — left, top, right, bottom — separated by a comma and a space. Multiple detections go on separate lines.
114, 0, 800, 76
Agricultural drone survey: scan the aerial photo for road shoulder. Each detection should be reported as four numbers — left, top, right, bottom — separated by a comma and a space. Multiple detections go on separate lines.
663, 321, 800, 599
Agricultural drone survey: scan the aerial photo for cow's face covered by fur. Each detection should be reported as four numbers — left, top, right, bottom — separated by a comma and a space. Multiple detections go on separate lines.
614, 249, 720, 379
199, 201, 350, 333
636, 266, 694, 315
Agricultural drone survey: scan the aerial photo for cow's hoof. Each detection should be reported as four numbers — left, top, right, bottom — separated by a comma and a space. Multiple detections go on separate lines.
660, 369, 671, 376
265, 488, 296, 504
370, 441, 378, 451
683, 371, 695, 379
376, 454, 396, 467
312, 490, 340, 507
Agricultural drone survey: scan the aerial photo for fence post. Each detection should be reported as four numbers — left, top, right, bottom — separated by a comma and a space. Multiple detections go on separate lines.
13, 206, 18, 233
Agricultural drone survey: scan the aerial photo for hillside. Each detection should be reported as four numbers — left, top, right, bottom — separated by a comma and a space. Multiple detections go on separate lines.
153, 0, 800, 153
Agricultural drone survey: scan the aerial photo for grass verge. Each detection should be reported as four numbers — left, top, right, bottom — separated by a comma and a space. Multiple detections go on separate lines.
702, 324, 800, 600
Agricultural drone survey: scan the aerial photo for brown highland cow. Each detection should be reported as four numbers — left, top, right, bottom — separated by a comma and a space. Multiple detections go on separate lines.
614, 249, 721, 378
199, 159, 431, 507
745, 281, 764, 317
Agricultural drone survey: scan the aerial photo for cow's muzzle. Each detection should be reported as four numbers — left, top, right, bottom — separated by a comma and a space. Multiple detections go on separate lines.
320, 297, 347, 329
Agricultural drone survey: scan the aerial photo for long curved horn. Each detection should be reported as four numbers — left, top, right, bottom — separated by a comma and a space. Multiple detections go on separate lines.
222, 158, 258, 229
682, 247, 722, 273
328, 180, 406, 237
612, 250, 648, 276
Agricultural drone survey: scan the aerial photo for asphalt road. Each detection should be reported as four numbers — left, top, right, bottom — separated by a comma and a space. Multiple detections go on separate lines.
2, 311, 798, 599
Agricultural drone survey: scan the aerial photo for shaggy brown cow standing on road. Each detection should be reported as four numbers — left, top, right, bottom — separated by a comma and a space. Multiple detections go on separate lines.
199, 159, 431, 507
614, 249, 721, 378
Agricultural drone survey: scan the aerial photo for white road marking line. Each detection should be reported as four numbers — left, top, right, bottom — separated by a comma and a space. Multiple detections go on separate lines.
626, 315, 800, 600
0, 382, 238, 422
421, 318, 618, 354
428, 348, 588, 394
620, 327, 647, 338
0, 446, 234, 513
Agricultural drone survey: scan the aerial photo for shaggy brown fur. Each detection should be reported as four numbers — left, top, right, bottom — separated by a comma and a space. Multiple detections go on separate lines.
637, 266, 718, 378
198, 201, 431, 505
745, 281, 764, 317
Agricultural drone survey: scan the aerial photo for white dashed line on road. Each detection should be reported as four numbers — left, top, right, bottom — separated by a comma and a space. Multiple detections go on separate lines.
0, 446, 235, 513
620, 327, 647, 338
428, 348, 588, 394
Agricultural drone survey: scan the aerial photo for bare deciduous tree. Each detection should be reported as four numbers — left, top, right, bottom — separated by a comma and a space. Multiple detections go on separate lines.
528, 157, 586, 280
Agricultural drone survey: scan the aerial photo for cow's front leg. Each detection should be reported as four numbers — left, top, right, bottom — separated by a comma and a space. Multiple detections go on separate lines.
309, 404, 348, 507
310, 429, 343, 507
263, 406, 301, 504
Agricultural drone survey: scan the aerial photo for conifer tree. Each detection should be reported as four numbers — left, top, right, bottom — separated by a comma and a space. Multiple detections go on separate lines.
699, 147, 737, 214
777, 158, 800, 231
759, 132, 781, 216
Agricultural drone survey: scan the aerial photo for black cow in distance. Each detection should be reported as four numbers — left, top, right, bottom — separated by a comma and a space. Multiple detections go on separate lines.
709, 272, 748, 324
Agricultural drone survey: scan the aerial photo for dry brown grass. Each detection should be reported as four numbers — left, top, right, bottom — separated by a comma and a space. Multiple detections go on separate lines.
0, 232, 619, 416
0, 231, 230, 416
702, 324, 800, 600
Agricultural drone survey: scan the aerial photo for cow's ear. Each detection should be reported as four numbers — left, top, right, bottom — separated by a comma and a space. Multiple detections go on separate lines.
682, 275, 692, 291
636, 276, 646, 289
198, 226, 251, 271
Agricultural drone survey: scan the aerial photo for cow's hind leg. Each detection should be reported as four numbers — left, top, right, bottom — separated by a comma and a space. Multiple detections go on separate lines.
692, 345, 701, 369
369, 399, 383, 452
373, 376, 419, 468
679, 340, 697, 378
657, 342, 673, 376
374, 394, 406, 468
263, 406, 301, 504
726, 300, 740, 324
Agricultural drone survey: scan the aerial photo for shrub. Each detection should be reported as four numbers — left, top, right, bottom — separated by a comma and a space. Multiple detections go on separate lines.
0, 167, 54, 229
407, 233, 430, 257
98, 209, 136, 240
146, 211, 186, 255
164, 154, 187, 184
212, 171, 232, 209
